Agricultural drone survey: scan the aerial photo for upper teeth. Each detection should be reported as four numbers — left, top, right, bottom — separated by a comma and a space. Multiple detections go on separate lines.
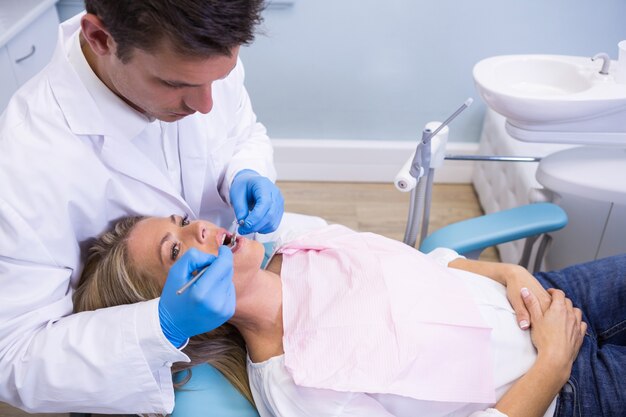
221, 234, 226, 245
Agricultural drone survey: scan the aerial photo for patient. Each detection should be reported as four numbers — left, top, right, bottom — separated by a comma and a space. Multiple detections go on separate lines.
74, 215, 626, 417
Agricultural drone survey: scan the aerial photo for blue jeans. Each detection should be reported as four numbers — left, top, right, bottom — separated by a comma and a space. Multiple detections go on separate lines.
533, 254, 626, 417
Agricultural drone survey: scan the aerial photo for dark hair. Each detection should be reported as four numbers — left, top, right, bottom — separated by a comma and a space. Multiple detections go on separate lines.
84, 0, 266, 62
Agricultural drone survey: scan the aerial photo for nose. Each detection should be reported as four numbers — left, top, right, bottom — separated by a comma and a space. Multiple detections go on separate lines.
185, 84, 213, 114
191, 221, 210, 243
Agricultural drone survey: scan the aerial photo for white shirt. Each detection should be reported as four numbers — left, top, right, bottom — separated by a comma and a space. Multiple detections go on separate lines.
247, 249, 558, 417
0, 13, 274, 414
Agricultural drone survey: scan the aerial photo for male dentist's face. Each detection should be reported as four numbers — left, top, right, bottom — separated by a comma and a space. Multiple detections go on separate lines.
106, 43, 240, 122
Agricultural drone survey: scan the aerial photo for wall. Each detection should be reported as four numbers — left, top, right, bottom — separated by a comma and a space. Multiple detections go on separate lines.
240, 0, 626, 144
53, 1, 626, 180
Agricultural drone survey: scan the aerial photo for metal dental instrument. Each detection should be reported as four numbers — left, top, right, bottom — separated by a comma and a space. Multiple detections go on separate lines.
176, 220, 241, 295
176, 265, 211, 295
230, 219, 242, 248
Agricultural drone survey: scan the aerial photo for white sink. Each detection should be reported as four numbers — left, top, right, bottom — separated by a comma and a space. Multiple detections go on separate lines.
473, 55, 626, 145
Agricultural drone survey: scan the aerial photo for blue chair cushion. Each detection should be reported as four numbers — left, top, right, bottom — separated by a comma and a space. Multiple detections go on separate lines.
171, 364, 259, 417
419, 202, 568, 255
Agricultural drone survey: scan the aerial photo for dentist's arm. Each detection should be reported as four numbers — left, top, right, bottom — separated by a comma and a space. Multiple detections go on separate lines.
217, 57, 281, 230
0, 258, 188, 414
0, 206, 234, 415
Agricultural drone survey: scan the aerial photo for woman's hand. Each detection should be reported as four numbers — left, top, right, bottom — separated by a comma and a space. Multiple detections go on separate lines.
494, 287, 586, 417
522, 287, 586, 379
504, 265, 552, 330
447, 259, 551, 329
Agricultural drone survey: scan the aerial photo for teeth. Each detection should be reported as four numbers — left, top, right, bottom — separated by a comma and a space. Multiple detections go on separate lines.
221, 234, 226, 245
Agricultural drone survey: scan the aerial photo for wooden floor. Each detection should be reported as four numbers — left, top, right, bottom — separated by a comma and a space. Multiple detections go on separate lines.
279, 181, 499, 261
0, 182, 497, 417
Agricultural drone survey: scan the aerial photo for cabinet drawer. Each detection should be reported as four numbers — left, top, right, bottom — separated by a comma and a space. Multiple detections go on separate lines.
6, 6, 59, 86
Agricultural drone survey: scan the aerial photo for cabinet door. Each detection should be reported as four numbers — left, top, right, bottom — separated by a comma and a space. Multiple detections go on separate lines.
0, 46, 19, 111
6, 6, 60, 86
597, 203, 626, 259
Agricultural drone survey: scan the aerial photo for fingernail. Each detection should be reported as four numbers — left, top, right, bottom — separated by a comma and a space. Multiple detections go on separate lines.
521, 287, 530, 298
519, 320, 529, 329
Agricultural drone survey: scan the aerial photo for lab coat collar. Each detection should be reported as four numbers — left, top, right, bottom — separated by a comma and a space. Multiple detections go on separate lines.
51, 14, 151, 141
47, 14, 103, 136
67, 29, 150, 141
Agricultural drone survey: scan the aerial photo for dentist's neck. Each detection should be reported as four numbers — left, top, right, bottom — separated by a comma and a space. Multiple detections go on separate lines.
229, 268, 284, 363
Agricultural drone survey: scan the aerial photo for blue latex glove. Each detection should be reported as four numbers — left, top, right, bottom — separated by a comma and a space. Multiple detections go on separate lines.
230, 169, 284, 235
158, 247, 236, 348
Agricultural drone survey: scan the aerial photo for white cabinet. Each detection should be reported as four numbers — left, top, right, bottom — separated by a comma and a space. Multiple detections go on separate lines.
0, 3, 60, 111
56, 0, 85, 22
0, 47, 19, 109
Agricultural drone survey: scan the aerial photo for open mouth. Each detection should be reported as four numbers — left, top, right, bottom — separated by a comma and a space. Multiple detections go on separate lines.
221, 233, 238, 248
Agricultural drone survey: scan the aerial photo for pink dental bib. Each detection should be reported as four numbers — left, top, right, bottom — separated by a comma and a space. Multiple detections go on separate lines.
278, 225, 495, 404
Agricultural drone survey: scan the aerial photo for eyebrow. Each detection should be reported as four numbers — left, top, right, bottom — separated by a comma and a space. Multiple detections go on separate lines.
158, 215, 177, 266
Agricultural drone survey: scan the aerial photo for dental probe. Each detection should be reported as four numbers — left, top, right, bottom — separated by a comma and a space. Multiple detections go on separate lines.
176, 265, 211, 295
176, 221, 241, 295
422, 98, 473, 145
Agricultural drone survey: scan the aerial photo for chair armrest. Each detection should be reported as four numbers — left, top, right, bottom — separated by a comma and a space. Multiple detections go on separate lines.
419, 203, 567, 255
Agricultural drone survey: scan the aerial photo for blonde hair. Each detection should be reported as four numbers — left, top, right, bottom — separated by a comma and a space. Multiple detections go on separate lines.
73, 216, 255, 406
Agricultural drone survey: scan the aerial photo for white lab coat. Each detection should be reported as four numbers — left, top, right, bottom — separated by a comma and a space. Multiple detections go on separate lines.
0, 15, 275, 414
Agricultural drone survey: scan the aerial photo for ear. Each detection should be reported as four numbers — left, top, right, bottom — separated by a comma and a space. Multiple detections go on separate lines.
80, 13, 116, 57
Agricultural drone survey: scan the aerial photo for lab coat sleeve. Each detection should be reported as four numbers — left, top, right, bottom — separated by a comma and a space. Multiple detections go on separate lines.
0, 204, 189, 414
219, 58, 277, 203
0, 282, 189, 414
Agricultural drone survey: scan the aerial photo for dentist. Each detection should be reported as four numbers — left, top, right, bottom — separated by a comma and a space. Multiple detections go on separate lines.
0, 0, 288, 414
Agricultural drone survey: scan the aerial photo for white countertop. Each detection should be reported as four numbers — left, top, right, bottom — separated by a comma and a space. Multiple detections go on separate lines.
537, 146, 626, 205
0, 0, 58, 47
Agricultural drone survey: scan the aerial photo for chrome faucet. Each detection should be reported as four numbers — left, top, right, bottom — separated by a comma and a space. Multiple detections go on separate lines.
592, 52, 611, 75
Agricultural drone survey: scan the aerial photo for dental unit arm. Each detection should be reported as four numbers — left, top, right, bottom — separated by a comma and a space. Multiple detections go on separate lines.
397, 99, 474, 248
395, 100, 566, 271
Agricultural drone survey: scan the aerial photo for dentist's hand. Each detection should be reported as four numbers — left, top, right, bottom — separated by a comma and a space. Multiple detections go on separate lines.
158, 247, 235, 348
230, 169, 284, 235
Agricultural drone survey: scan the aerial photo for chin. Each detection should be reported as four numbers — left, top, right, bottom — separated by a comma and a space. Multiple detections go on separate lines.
155, 113, 183, 122
249, 239, 267, 269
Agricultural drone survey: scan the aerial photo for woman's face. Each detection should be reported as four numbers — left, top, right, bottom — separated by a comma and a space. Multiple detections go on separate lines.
126, 215, 265, 287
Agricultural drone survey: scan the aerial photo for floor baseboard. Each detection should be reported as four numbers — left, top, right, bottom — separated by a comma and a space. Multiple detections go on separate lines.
272, 139, 479, 183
